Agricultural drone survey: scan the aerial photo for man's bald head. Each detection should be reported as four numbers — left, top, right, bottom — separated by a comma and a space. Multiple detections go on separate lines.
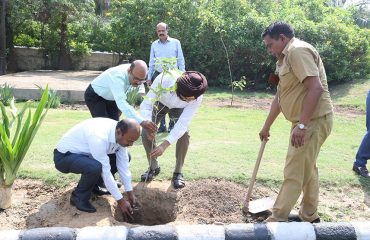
156, 22, 168, 30
128, 60, 148, 86
116, 119, 141, 147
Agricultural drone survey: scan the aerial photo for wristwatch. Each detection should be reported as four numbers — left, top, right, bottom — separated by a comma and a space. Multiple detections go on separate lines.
298, 123, 307, 130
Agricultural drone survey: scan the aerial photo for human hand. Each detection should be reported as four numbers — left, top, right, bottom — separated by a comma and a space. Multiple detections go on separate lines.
141, 120, 157, 133
126, 191, 137, 207
291, 125, 306, 148
117, 198, 133, 222
147, 131, 156, 141
147, 80, 152, 86
150, 145, 165, 159
259, 127, 270, 142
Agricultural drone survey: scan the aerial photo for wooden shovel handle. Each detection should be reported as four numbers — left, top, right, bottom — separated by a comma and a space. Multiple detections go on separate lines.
244, 140, 267, 204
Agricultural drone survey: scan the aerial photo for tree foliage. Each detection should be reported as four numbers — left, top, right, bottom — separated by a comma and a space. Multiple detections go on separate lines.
5, 0, 370, 86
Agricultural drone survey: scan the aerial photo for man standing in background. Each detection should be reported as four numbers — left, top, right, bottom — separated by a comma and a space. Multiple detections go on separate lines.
148, 22, 185, 133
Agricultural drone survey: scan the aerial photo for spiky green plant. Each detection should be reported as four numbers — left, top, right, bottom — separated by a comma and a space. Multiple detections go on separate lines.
0, 86, 52, 209
0, 83, 14, 106
126, 86, 142, 107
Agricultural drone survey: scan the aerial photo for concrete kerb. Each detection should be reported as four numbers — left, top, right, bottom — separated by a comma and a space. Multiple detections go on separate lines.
1, 222, 369, 240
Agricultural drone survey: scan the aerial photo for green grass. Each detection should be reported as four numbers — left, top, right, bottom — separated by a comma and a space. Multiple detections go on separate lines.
330, 79, 370, 110
7, 80, 368, 191
16, 94, 369, 189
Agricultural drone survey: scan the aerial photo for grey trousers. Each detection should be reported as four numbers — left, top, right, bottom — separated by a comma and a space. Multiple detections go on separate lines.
142, 102, 190, 173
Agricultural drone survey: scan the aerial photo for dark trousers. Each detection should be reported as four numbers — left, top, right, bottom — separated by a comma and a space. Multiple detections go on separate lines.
84, 84, 118, 183
54, 149, 102, 201
142, 102, 189, 173
151, 71, 175, 130
85, 84, 120, 121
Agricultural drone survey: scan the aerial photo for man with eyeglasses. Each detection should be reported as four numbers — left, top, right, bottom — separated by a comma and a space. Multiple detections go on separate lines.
84, 59, 157, 195
140, 70, 208, 189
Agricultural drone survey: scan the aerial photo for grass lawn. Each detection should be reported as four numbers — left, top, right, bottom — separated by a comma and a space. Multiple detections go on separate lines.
16, 80, 370, 191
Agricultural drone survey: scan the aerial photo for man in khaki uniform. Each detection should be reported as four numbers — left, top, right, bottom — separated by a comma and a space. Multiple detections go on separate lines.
259, 22, 333, 223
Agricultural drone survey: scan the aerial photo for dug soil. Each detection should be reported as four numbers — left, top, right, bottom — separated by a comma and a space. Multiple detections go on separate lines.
1, 178, 369, 230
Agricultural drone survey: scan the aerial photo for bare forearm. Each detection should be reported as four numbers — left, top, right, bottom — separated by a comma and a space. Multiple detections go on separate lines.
263, 95, 280, 130
300, 77, 323, 124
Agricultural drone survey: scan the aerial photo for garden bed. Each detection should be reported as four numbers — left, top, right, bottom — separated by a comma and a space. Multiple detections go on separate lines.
0, 178, 369, 230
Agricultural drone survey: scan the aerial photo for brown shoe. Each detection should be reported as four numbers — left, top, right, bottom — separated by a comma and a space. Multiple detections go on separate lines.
353, 165, 370, 178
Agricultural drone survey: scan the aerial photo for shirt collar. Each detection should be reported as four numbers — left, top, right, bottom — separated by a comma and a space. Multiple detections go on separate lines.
282, 37, 295, 56
157, 36, 172, 44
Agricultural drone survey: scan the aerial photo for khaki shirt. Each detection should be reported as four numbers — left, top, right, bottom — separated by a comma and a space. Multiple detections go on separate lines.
276, 38, 333, 123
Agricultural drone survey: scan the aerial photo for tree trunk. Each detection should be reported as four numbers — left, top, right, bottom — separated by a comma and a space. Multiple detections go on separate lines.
0, 0, 7, 75
0, 184, 12, 209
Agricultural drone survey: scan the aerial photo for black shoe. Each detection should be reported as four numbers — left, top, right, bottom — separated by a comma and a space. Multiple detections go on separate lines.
353, 165, 370, 178
288, 214, 320, 223
70, 192, 96, 213
172, 172, 185, 189
98, 180, 122, 189
311, 218, 320, 223
141, 167, 161, 182
92, 185, 110, 196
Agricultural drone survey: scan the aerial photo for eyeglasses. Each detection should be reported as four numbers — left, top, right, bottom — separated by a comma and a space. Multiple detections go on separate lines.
179, 94, 195, 102
130, 72, 147, 84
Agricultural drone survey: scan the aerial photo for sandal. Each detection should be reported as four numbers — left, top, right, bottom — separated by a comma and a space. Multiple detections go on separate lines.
172, 172, 186, 189
140, 167, 160, 182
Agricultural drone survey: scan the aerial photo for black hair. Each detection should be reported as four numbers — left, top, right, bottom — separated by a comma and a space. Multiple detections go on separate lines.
261, 21, 295, 39
130, 62, 136, 70
116, 120, 128, 135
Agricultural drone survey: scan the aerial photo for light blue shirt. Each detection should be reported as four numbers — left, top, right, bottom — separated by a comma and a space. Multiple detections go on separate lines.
91, 64, 144, 123
148, 37, 185, 79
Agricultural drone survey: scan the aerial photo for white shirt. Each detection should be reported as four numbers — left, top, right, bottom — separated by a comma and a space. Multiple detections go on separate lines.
56, 118, 132, 201
140, 70, 203, 144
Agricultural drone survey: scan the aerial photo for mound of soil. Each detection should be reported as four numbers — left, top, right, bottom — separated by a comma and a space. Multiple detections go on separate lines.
0, 178, 369, 230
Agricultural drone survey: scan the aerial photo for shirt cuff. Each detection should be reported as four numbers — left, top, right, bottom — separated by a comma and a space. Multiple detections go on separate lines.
166, 134, 176, 145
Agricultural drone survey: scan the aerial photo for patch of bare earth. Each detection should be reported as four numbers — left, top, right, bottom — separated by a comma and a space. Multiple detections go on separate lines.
58, 96, 364, 118
1, 179, 369, 230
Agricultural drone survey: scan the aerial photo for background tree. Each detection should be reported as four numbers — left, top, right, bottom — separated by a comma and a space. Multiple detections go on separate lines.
0, 0, 7, 75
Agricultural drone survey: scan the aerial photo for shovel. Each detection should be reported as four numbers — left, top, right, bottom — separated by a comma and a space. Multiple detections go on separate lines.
242, 140, 274, 214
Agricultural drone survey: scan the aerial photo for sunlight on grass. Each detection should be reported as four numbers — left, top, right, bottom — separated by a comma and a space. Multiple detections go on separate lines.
19, 102, 369, 188
330, 79, 370, 110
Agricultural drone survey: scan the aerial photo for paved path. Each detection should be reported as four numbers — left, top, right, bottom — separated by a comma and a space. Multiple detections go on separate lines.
0, 70, 101, 102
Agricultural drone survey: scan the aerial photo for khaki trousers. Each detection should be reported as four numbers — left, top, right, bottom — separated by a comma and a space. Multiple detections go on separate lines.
270, 113, 333, 222
142, 102, 190, 173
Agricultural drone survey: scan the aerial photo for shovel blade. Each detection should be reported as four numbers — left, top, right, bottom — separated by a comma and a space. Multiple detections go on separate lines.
248, 197, 274, 214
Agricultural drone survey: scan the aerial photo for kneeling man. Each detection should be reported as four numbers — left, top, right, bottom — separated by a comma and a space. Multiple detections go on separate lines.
54, 118, 140, 221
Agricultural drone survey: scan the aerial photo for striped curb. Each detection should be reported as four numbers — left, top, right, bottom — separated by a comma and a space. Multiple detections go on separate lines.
1, 222, 369, 240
